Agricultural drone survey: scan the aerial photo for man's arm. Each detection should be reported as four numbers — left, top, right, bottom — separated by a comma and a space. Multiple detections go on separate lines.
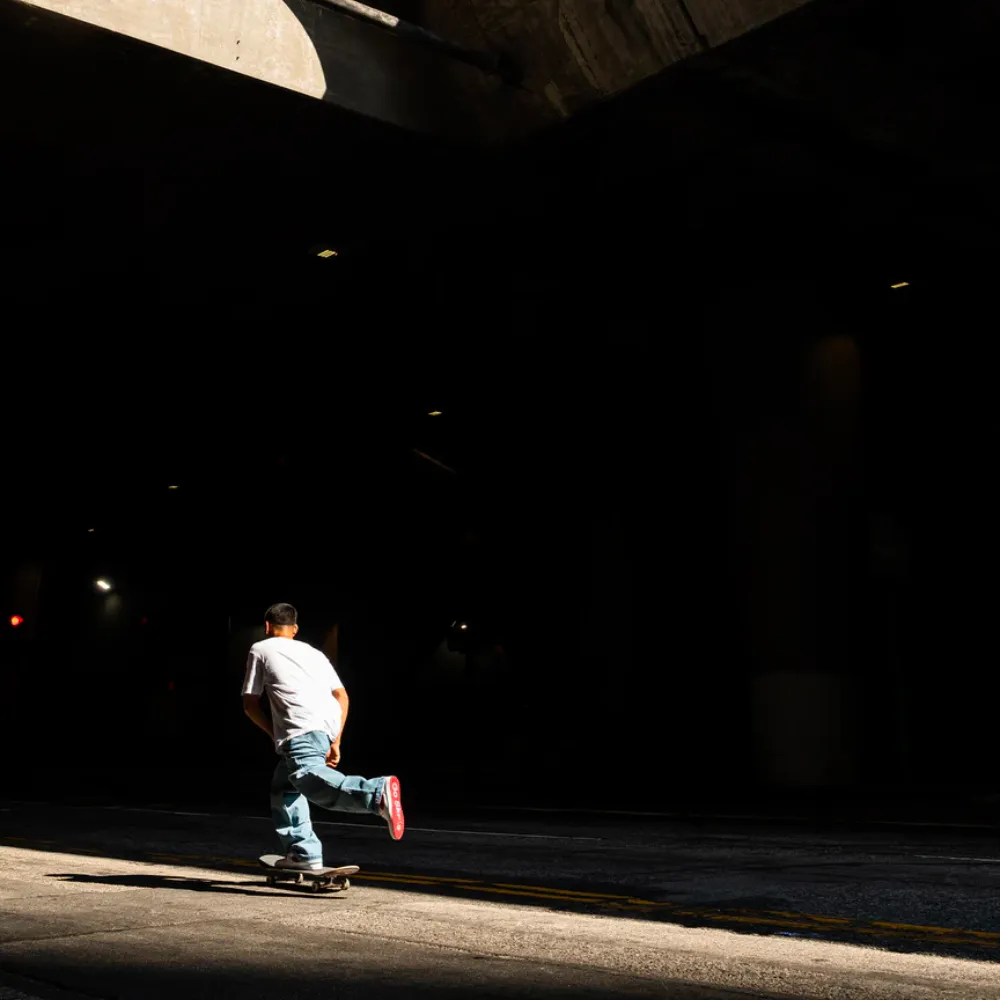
326, 687, 349, 767
243, 694, 273, 741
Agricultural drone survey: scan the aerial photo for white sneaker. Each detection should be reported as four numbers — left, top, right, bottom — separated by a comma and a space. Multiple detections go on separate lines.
378, 775, 404, 840
275, 856, 324, 871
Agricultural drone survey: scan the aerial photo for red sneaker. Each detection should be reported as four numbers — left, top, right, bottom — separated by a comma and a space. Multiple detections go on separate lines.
378, 775, 404, 840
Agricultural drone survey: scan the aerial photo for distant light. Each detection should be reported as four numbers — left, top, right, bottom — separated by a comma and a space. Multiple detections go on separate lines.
10, 615, 23, 628
167, 485, 179, 490
95, 579, 112, 592
87, 528, 95, 533
428, 411, 443, 417
460, 623, 468, 630
891, 282, 909, 289
317, 249, 339, 258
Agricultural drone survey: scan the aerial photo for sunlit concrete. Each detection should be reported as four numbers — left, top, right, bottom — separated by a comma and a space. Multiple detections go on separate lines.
18, 0, 327, 97
11, 0, 502, 135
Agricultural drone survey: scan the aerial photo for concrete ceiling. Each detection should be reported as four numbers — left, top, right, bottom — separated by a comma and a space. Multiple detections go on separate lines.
420, 0, 812, 123
423, 0, 1000, 295
1, 0, 996, 302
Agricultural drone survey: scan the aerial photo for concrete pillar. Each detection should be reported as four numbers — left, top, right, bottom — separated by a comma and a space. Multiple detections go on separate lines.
715, 309, 863, 789
749, 334, 862, 787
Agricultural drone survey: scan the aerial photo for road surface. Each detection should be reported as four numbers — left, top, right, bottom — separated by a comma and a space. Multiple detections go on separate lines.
2, 802, 999, 999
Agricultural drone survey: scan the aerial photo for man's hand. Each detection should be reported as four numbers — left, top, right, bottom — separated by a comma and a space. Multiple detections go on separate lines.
329, 687, 349, 769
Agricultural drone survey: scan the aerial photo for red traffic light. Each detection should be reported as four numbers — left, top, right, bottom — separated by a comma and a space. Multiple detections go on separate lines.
10, 615, 24, 627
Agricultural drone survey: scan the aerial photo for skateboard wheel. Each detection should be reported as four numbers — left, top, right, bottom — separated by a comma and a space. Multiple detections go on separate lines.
311, 881, 322, 893
341, 878, 350, 891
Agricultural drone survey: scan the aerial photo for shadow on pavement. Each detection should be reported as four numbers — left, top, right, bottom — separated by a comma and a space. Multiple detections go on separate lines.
0, 955, 701, 1000
45, 872, 327, 900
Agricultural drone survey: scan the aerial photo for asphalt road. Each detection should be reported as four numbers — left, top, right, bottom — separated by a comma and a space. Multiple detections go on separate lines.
2, 801, 999, 999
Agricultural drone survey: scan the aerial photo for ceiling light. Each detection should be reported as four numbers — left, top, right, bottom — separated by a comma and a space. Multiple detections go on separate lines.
95, 579, 112, 592
168, 485, 179, 490
317, 249, 339, 258
891, 282, 909, 289
428, 411, 443, 417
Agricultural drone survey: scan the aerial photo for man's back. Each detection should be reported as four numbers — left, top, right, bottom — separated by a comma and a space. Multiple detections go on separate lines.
243, 636, 344, 748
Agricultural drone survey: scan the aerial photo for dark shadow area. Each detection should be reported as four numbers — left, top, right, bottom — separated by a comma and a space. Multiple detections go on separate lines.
0, 958, 711, 1000
5, 281, 1000, 818
46, 872, 301, 899
3, 0, 1000, 853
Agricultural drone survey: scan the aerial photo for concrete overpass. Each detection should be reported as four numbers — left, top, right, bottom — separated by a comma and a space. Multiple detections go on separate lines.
9, 0, 814, 138
2, 0, 997, 304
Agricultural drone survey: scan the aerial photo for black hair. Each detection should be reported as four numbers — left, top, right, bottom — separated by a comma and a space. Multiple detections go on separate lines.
265, 603, 298, 626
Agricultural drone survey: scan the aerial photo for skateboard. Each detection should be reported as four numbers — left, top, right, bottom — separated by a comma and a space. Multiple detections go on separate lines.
259, 854, 360, 893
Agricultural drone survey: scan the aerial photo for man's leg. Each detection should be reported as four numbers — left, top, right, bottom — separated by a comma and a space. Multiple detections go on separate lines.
283, 731, 404, 838
270, 754, 324, 865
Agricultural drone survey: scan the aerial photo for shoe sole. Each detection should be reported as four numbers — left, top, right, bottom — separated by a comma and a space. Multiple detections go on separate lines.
383, 775, 404, 840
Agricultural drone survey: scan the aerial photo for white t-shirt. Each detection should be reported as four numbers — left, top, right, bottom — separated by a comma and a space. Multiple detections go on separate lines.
242, 637, 345, 750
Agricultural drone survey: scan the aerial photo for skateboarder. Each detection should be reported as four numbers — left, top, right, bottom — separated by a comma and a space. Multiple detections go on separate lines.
242, 603, 404, 871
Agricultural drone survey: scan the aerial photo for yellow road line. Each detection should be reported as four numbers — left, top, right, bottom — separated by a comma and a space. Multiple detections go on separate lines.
763, 910, 854, 925
421, 883, 610, 904
492, 882, 634, 900
365, 871, 484, 884
871, 920, 1000, 941
356, 875, 442, 887
355, 874, 606, 903
656, 908, 1000, 947
361, 871, 648, 902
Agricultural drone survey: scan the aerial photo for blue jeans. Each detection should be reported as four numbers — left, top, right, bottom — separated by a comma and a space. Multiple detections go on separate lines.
270, 730, 386, 864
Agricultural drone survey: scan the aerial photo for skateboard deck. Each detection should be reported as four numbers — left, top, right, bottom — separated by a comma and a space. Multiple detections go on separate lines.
259, 854, 360, 892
